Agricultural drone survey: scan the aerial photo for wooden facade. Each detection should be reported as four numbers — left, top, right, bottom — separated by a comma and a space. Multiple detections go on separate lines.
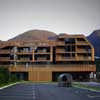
0, 34, 96, 81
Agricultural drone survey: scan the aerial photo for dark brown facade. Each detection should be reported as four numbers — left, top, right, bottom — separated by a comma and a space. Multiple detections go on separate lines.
0, 34, 96, 82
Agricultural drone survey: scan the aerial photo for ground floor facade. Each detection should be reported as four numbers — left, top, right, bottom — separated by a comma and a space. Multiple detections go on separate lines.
9, 64, 96, 82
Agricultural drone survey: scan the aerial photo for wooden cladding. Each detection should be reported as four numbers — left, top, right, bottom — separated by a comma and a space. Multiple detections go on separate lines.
9, 64, 96, 82
0, 34, 95, 73
9, 64, 96, 72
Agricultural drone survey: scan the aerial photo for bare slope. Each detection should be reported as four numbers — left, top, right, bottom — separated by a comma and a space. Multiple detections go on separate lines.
9, 29, 56, 41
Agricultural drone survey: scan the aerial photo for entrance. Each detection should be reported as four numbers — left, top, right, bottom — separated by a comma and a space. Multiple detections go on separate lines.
52, 72, 68, 82
57, 73, 72, 87
52, 72, 90, 81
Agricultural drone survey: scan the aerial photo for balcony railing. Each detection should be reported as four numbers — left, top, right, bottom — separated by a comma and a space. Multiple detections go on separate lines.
77, 57, 92, 61
56, 49, 76, 53
17, 60, 31, 62
34, 57, 50, 62
56, 57, 76, 61
56, 42, 65, 46
56, 49, 65, 53
35, 50, 50, 54
0, 57, 15, 61
76, 39, 88, 43
77, 49, 91, 53
76, 42, 89, 45
0, 50, 11, 54
16, 51, 32, 54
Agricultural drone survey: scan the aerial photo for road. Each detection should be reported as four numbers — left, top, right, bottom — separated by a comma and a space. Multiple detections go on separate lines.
0, 83, 100, 100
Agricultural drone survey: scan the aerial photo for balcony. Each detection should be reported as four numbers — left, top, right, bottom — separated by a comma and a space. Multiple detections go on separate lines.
0, 57, 15, 61
16, 47, 32, 54
77, 49, 91, 53
0, 50, 11, 54
76, 42, 89, 45
77, 57, 92, 61
35, 47, 50, 54
35, 50, 50, 54
56, 56, 76, 61
56, 42, 65, 46
16, 51, 32, 55
56, 49, 76, 54
17, 60, 31, 62
56, 49, 65, 53
0, 57, 10, 61
17, 58, 31, 62
76, 38, 88, 44
34, 57, 50, 62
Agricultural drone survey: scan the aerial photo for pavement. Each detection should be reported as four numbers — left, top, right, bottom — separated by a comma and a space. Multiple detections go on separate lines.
0, 83, 36, 100
0, 83, 100, 100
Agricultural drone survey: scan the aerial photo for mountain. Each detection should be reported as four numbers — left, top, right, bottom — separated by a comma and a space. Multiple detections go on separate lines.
87, 30, 100, 57
9, 29, 56, 42
4, 29, 100, 57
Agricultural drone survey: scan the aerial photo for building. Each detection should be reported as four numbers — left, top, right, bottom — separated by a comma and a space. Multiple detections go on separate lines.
0, 34, 96, 82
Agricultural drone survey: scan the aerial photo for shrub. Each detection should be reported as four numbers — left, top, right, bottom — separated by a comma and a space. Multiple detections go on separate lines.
0, 67, 18, 84
0, 67, 9, 83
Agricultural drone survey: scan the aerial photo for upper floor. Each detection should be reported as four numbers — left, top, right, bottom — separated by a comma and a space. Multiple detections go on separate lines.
0, 34, 94, 66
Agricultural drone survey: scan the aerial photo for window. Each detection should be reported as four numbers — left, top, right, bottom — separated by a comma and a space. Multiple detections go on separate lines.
65, 38, 75, 44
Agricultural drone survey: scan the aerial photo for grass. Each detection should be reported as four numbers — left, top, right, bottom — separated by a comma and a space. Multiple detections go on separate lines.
0, 81, 17, 87
73, 82, 100, 91
0, 81, 54, 88
0, 80, 26, 88
0, 81, 55, 87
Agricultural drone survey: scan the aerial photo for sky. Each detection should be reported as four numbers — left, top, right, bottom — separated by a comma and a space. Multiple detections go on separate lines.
0, 0, 100, 41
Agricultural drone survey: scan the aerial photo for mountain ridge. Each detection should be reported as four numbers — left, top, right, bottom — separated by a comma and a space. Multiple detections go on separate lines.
8, 29, 57, 42
0, 29, 100, 57
87, 30, 100, 57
